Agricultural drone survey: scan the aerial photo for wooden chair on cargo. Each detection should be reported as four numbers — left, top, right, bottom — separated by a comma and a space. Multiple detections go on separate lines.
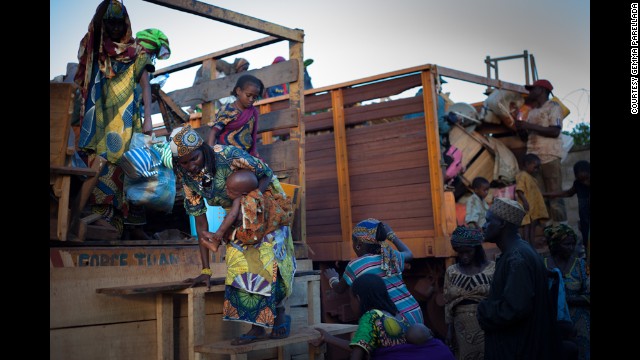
50, 83, 106, 241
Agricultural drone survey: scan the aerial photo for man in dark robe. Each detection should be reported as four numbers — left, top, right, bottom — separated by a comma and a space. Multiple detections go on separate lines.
477, 198, 560, 360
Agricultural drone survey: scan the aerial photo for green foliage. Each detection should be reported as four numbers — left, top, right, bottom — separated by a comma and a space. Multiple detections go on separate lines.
563, 122, 590, 147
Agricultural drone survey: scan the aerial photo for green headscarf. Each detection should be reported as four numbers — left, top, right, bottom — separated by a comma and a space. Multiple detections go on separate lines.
543, 224, 577, 248
136, 28, 171, 60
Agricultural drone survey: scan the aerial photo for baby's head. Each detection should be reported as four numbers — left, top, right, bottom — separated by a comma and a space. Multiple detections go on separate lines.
226, 170, 258, 200
405, 323, 433, 345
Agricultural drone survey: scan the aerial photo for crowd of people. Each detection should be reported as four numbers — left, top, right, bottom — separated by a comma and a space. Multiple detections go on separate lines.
59, 1, 589, 356
315, 79, 590, 359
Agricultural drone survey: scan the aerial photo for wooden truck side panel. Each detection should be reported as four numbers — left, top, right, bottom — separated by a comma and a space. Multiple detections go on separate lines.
259, 66, 452, 261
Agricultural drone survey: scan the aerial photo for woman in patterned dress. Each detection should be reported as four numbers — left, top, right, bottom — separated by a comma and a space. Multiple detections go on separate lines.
310, 274, 455, 360
169, 126, 296, 345
543, 225, 590, 360
324, 219, 424, 325
443, 226, 495, 360
74, 0, 170, 238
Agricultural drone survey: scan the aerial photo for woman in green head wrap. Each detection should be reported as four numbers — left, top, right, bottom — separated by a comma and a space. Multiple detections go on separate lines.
542, 224, 590, 360
136, 28, 171, 61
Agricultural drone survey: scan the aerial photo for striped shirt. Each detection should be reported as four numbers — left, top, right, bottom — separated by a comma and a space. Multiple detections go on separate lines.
343, 252, 424, 325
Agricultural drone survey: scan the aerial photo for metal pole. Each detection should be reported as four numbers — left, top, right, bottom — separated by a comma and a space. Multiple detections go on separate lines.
523, 50, 530, 85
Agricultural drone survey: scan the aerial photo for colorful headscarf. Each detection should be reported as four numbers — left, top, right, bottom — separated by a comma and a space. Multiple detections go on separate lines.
490, 198, 526, 225
352, 218, 401, 277
136, 28, 171, 60
543, 224, 577, 248
450, 226, 484, 248
103, 0, 125, 19
74, 0, 137, 121
169, 126, 204, 158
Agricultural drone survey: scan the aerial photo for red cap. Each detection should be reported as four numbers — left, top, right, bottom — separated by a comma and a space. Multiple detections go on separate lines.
525, 79, 553, 92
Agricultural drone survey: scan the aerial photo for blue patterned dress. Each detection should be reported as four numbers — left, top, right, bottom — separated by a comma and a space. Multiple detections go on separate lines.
544, 256, 590, 360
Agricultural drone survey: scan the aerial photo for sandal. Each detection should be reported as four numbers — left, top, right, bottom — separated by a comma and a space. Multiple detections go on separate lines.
270, 314, 291, 339
230, 332, 268, 345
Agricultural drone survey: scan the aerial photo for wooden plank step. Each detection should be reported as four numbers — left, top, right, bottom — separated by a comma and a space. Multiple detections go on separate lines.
194, 323, 358, 355
96, 270, 320, 295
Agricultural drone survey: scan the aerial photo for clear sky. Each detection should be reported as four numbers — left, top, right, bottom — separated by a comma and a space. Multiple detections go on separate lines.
50, 0, 590, 130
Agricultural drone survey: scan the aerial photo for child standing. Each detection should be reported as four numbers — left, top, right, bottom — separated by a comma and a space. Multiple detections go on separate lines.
516, 153, 549, 245
465, 177, 490, 229
544, 160, 590, 257
208, 74, 264, 158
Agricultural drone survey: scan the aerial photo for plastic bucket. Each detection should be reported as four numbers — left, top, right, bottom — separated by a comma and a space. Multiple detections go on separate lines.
189, 202, 226, 238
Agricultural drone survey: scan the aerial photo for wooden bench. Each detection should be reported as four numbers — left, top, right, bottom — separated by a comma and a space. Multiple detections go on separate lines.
194, 322, 358, 360
97, 271, 324, 360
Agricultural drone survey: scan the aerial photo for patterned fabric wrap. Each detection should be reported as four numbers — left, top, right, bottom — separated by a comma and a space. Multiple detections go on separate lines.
75, 0, 138, 121
350, 309, 411, 355
76, 0, 150, 164
234, 189, 293, 245
443, 260, 495, 360
169, 125, 204, 158
120, 146, 161, 178
352, 218, 400, 277
152, 142, 174, 169
450, 226, 484, 248
77, 53, 151, 163
450, 304, 486, 359
225, 226, 291, 296
214, 103, 260, 157
135, 28, 171, 60
86, 153, 127, 214
490, 197, 526, 225
543, 224, 577, 248
222, 271, 286, 328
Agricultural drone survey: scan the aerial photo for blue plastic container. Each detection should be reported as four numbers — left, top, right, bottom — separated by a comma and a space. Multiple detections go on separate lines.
189, 203, 226, 238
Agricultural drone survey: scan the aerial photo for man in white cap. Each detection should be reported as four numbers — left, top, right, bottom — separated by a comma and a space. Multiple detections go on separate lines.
477, 198, 561, 360
515, 79, 566, 225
